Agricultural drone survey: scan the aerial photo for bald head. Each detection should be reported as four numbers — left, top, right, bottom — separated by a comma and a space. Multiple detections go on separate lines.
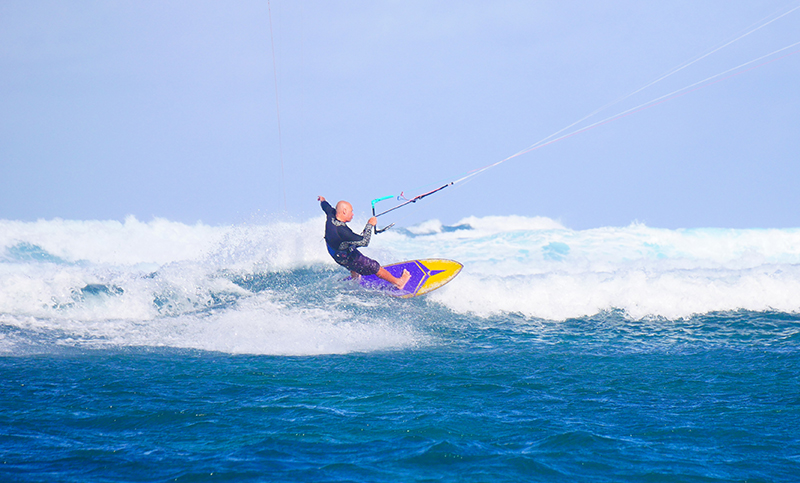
335, 201, 354, 222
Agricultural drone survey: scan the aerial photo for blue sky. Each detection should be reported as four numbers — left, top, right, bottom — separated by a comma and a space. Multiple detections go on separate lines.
2, 1, 798, 229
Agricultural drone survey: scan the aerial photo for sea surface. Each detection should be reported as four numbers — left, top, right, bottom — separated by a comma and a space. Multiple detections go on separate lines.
1, 215, 799, 482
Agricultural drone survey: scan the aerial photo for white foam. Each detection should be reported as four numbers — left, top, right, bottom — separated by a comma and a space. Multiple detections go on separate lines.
164, 296, 424, 356
406, 219, 444, 235
0, 215, 426, 355
0, 216, 225, 265
415, 220, 800, 320
455, 215, 566, 232
0, 293, 425, 356
2, 215, 800, 354
432, 263, 800, 320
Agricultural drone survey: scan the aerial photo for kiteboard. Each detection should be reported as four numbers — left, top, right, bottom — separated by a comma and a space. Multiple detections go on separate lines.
356, 259, 462, 298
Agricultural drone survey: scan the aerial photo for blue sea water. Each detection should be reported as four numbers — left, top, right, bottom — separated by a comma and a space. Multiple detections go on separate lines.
1, 215, 799, 481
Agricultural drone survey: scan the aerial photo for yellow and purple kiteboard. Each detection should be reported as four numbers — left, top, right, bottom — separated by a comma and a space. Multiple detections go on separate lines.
357, 259, 463, 298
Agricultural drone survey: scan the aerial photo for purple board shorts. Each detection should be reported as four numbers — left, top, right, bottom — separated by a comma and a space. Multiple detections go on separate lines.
338, 252, 380, 276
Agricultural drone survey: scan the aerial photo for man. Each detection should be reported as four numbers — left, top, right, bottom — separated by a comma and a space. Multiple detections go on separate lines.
318, 196, 411, 290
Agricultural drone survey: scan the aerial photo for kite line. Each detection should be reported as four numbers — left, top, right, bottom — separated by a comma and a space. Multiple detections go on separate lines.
267, 0, 287, 211
369, 4, 800, 231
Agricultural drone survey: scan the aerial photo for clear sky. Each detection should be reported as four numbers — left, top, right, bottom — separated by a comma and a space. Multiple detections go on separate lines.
2, 1, 798, 229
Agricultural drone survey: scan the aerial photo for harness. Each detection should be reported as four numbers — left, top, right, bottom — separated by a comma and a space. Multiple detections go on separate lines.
326, 243, 353, 265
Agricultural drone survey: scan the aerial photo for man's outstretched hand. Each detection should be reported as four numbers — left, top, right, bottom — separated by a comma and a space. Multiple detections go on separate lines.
317, 196, 326, 202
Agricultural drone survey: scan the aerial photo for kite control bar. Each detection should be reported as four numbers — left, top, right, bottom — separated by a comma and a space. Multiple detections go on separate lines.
371, 196, 395, 234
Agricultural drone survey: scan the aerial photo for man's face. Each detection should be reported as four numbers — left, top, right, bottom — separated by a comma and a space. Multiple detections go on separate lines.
342, 207, 353, 222
337, 202, 354, 222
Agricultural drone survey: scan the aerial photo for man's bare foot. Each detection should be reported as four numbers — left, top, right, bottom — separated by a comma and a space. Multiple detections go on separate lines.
350, 271, 361, 281
394, 269, 411, 290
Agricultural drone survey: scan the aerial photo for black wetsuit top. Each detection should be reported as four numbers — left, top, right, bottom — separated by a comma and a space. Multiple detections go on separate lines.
321, 200, 373, 264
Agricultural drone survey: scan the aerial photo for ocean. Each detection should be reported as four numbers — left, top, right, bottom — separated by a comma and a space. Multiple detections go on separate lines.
1, 215, 799, 482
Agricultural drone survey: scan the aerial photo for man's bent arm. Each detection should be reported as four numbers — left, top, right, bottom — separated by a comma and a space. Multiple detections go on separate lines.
338, 222, 373, 250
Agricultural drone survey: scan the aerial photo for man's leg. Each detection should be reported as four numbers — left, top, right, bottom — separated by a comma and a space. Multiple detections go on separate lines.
348, 253, 411, 290
376, 267, 411, 290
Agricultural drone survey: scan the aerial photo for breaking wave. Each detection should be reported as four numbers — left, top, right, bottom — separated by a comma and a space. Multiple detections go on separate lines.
2, 215, 800, 355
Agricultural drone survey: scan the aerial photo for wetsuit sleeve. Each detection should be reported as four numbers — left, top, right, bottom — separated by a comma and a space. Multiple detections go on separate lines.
321, 200, 335, 217
338, 223, 373, 250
